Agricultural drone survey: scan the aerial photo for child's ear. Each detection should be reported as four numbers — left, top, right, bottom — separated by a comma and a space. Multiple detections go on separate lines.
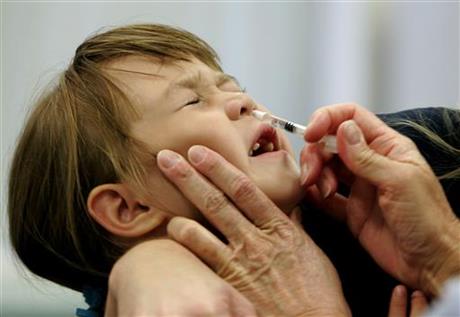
87, 184, 167, 238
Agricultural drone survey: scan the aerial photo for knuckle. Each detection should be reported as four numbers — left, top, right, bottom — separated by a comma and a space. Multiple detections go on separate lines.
263, 218, 298, 243
229, 175, 256, 202
345, 102, 364, 118
203, 191, 228, 214
278, 223, 298, 242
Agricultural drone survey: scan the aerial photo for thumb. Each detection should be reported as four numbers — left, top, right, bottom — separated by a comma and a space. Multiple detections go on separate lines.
338, 120, 398, 186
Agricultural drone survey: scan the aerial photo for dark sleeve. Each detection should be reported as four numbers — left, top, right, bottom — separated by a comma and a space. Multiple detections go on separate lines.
301, 107, 460, 317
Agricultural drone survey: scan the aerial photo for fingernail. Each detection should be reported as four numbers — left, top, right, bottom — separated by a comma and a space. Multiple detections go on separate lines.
300, 163, 308, 185
157, 150, 181, 169
411, 290, 423, 298
395, 285, 406, 297
188, 145, 207, 165
344, 120, 361, 145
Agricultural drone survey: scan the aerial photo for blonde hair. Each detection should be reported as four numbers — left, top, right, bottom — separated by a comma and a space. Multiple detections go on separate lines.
8, 24, 222, 291
386, 107, 460, 180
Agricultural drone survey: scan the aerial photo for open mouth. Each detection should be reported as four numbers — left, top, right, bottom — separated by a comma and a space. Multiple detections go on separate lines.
249, 125, 280, 157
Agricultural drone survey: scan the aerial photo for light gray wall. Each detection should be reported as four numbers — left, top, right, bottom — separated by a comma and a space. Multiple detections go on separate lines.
1, 2, 458, 316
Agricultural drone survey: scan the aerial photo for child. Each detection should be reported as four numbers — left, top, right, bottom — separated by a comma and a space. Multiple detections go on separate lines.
8, 23, 309, 314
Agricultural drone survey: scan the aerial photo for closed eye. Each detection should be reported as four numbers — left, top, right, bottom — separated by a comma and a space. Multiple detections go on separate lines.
184, 98, 200, 106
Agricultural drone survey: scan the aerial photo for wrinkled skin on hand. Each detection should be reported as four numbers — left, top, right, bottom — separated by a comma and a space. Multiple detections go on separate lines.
300, 103, 460, 296
207, 207, 344, 316
105, 239, 256, 317
157, 146, 351, 317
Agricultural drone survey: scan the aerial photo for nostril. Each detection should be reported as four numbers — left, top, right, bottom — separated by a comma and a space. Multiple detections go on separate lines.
241, 102, 256, 116
225, 97, 255, 120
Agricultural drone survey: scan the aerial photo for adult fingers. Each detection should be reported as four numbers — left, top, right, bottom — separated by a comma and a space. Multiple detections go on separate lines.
186, 145, 288, 228
316, 165, 338, 199
157, 149, 256, 241
409, 291, 428, 317
303, 186, 348, 222
346, 177, 376, 238
304, 103, 390, 143
167, 217, 233, 272
300, 141, 336, 187
336, 120, 402, 186
299, 143, 323, 186
388, 285, 407, 317
387, 288, 428, 317
333, 159, 355, 187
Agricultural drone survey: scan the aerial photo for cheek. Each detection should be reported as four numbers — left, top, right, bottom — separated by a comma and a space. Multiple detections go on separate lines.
205, 142, 250, 178
163, 113, 226, 150
175, 121, 248, 171
143, 168, 206, 222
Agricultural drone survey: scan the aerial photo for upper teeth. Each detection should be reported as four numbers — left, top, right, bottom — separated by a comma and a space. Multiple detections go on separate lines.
249, 142, 260, 156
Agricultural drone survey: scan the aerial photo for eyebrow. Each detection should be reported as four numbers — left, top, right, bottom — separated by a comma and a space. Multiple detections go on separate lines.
217, 73, 241, 88
168, 72, 242, 93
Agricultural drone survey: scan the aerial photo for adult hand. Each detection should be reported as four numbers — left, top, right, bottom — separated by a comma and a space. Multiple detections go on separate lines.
105, 239, 256, 317
300, 103, 460, 296
156, 146, 351, 317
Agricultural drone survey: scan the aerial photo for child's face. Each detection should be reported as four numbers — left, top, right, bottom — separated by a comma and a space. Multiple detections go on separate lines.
107, 55, 303, 221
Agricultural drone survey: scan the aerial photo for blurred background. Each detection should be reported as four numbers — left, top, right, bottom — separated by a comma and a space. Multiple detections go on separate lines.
1, 2, 458, 316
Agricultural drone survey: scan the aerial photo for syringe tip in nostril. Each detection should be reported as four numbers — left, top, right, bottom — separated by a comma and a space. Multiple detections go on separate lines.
252, 110, 271, 121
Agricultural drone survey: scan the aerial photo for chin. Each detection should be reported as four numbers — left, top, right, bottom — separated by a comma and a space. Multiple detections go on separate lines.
265, 181, 304, 214
252, 153, 304, 214
248, 150, 305, 214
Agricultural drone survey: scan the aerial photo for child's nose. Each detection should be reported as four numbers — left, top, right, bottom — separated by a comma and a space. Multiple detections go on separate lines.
224, 95, 256, 120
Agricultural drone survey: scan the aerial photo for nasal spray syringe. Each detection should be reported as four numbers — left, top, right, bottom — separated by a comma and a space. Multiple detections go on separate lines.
252, 110, 338, 154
